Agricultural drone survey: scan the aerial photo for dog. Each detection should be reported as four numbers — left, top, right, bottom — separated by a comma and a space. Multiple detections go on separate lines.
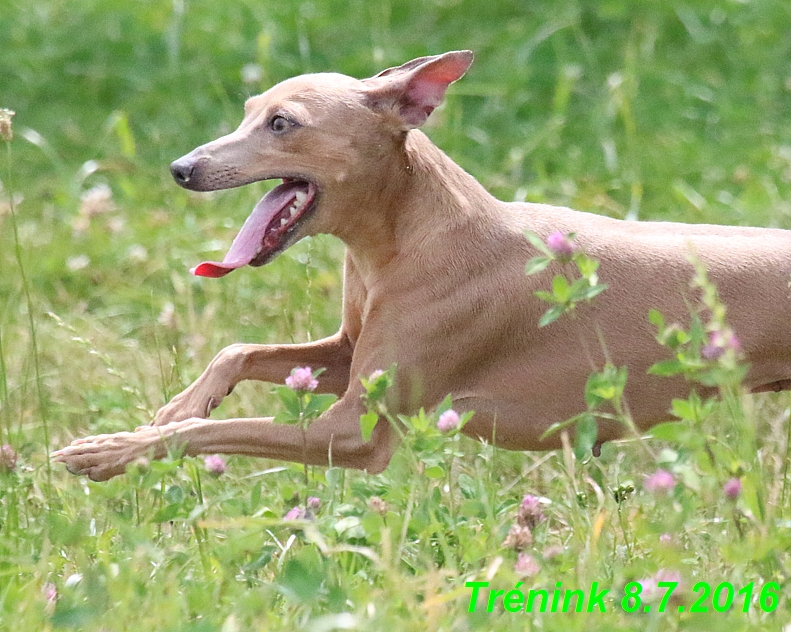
53, 51, 791, 481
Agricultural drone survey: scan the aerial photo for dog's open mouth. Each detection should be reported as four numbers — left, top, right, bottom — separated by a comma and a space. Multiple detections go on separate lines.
191, 179, 317, 278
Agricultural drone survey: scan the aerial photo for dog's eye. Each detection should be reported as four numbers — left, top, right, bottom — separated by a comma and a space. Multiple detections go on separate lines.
269, 115, 292, 133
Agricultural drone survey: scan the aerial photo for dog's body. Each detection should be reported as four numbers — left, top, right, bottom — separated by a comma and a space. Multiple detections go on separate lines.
54, 51, 791, 481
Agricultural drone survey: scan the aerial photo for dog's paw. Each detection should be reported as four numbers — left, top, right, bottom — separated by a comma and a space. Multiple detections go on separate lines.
51, 429, 158, 481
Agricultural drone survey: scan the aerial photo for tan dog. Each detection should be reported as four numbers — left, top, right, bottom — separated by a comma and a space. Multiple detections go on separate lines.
53, 51, 791, 481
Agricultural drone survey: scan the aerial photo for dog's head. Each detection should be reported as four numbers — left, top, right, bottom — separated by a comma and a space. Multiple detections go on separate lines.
170, 51, 473, 277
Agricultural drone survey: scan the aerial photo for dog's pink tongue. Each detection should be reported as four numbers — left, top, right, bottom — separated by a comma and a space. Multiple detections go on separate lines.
191, 183, 297, 278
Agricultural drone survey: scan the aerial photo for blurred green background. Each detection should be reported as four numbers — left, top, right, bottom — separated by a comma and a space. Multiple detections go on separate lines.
2, 2, 791, 629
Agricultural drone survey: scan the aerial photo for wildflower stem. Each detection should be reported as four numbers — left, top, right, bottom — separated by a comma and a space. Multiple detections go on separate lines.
617, 501, 634, 560
298, 395, 309, 489
591, 325, 656, 460
397, 479, 417, 561
781, 410, 791, 516
157, 478, 165, 539
732, 506, 745, 540
135, 488, 141, 526
305, 238, 313, 340
302, 427, 309, 490
382, 407, 420, 472
191, 461, 205, 505
5, 137, 50, 489
445, 449, 455, 526
193, 524, 211, 577
0, 324, 9, 446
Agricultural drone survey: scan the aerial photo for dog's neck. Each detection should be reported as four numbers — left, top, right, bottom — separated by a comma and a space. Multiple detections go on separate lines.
338, 129, 499, 281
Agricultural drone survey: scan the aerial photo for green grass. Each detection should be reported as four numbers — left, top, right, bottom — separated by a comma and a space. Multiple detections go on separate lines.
2, 0, 791, 629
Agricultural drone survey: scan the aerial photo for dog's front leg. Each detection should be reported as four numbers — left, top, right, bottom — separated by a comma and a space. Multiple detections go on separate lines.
53, 393, 394, 481
153, 331, 353, 426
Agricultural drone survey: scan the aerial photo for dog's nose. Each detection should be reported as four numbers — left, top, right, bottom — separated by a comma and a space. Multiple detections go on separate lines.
170, 159, 195, 186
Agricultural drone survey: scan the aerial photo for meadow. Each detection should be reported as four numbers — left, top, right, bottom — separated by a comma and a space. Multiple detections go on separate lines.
2, 0, 791, 629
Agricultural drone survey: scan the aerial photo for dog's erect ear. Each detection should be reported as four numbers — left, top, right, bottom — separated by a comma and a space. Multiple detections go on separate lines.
363, 50, 474, 129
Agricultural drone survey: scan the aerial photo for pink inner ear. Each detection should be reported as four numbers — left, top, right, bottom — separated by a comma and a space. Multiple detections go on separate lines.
407, 80, 447, 110
399, 53, 473, 127
400, 82, 447, 127
365, 51, 473, 129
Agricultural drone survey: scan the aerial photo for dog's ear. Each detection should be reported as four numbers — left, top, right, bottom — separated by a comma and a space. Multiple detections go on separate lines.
363, 50, 474, 129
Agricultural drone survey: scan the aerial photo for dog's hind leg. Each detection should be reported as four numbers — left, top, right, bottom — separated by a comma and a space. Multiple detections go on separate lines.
152, 331, 353, 426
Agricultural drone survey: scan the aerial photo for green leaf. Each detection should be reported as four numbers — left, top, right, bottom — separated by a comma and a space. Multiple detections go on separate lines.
539, 304, 567, 327
573, 413, 598, 460
279, 559, 324, 603
660, 326, 690, 349
411, 408, 430, 432
534, 290, 557, 304
164, 484, 184, 505
524, 230, 551, 256
586, 385, 614, 406
396, 413, 415, 433
459, 499, 486, 518
333, 515, 363, 536
572, 282, 607, 302
333, 515, 367, 540
436, 394, 453, 416
525, 256, 552, 275
360, 364, 396, 402
688, 315, 707, 345
303, 393, 338, 418
670, 398, 696, 422
459, 410, 475, 430
242, 546, 276, 573
360, 513, 385, 543
540, 414, 584, 440
699, 396, 717, 419
359, 411, 378, 442
698, 364, 750, 388
576, 254, 600, 278
657, 448, 679, 464
458, 473, 477, 498
272, 410, 299, 425
152, 503, 181, 523
648, 359, 684, 376
675, 464, 701, 493
648, 308, 665, 331
272, 385, 302, 417
585, 365, 627, 407
649, 421, 690, 442
576, 258, 595, 277
552, 274, 571, 301
424, 465, 445, 479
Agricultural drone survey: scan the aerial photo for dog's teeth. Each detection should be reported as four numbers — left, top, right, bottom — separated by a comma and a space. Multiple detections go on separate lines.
289, 206, 298, 217
295, 191, 307, 206
280, 218, 288, 227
